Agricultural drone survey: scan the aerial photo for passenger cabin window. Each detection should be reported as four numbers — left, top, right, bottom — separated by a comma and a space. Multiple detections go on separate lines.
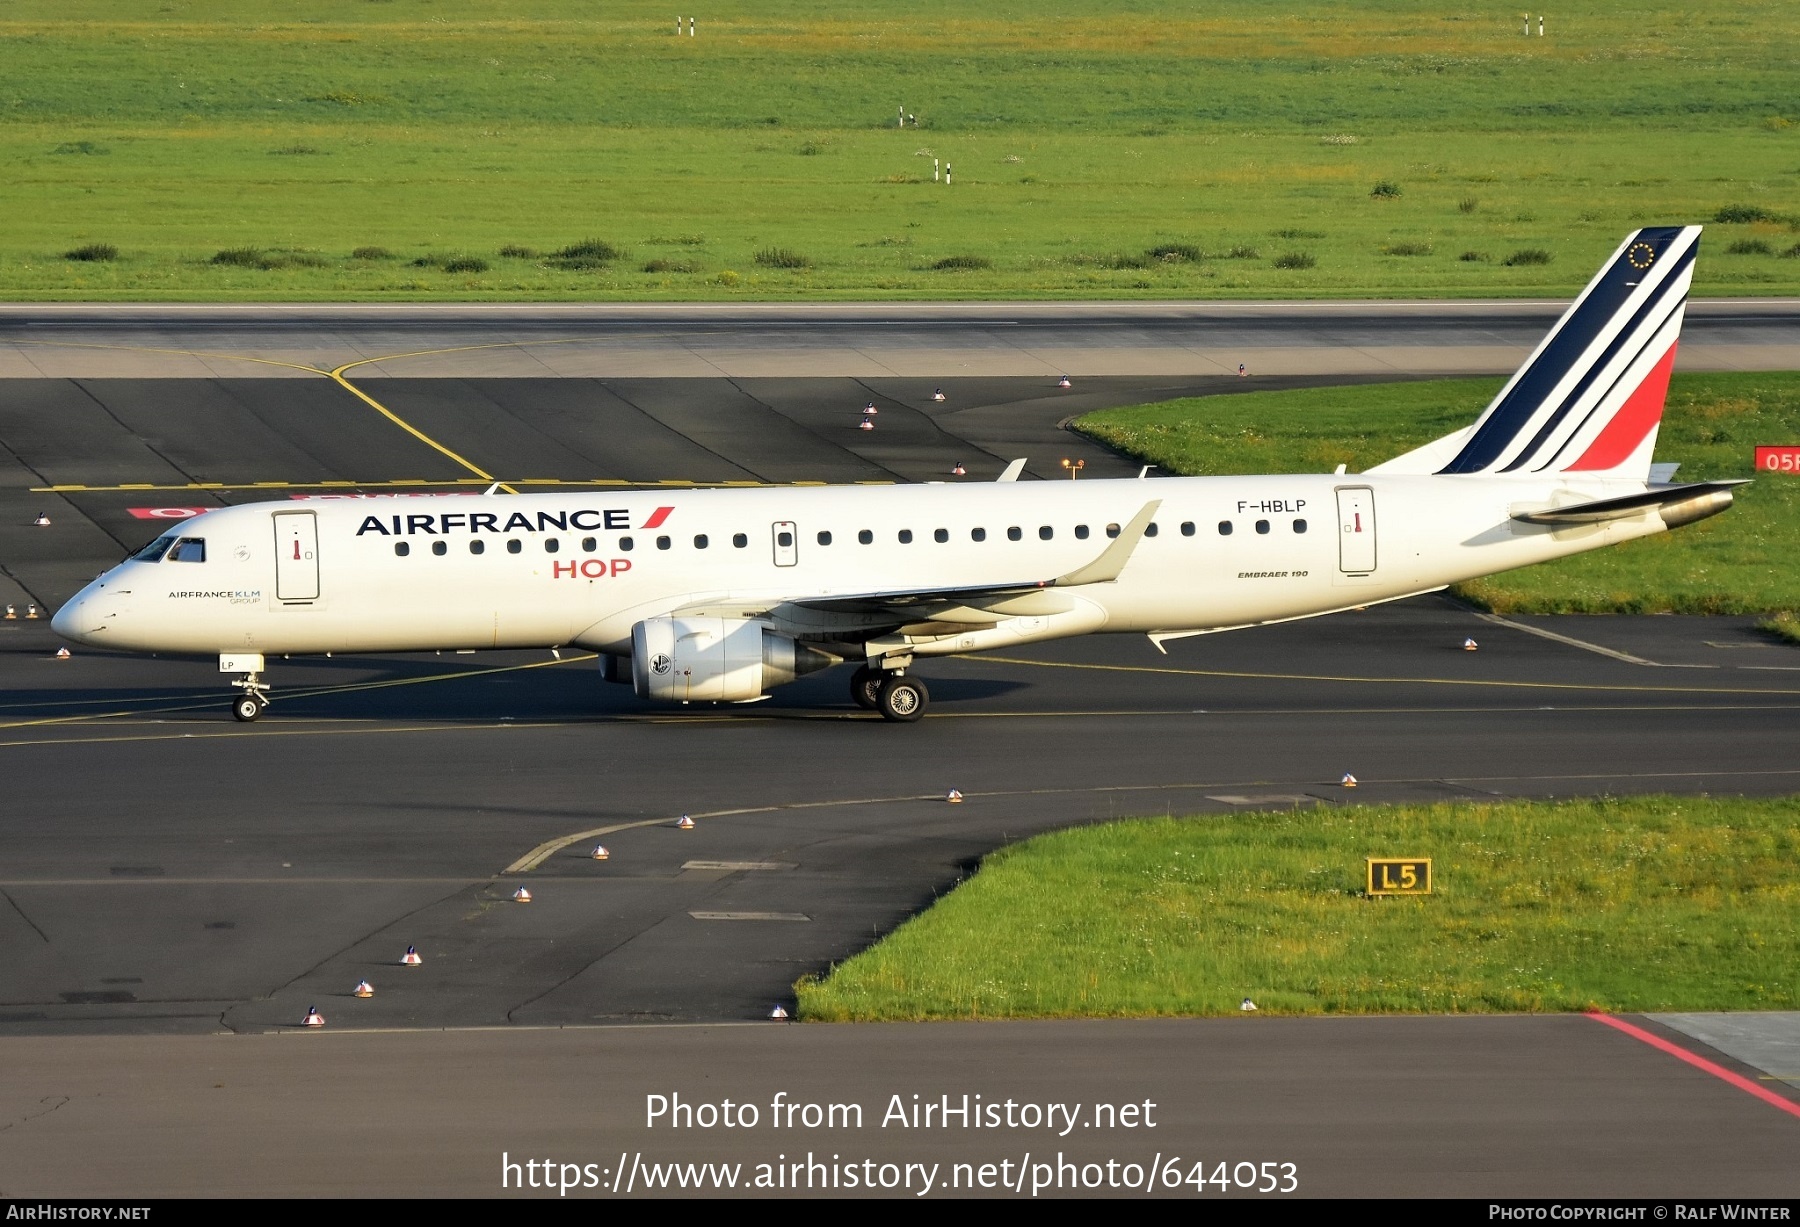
971, 527, 987, 542
898, 529, 913, 544
620, 536, 635, 552
395, 542, 410, 557
1294, 519, 1308, 533
1255, 520, 1270, 535
507, 539, 523, 554
470, 540, 485, 555
775, 531, 792, 548
657, 535, 672, 550
933, 528, 948, 543
1106, 523, 1121, 539
580, 537, 595, 552
168, 538, 206, 563
1181, 522, 1195, 536
858, 530, 873, 545
1144, 523, 1158, 538
1218, 521, 1233, 536
133, 535, 177, 562
1007, 527, 1022, 541
1038, 526, 1053, 540
817, 530, 832, 546
1074, 525, 1089, 540
432, 541, 447, 556
733, 533, 748, 548
694, 534, 709, 549
544, 538, 559, 553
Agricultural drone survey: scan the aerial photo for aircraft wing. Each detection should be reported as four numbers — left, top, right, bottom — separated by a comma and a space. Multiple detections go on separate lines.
669, 500, 1160, 622
788, 499, 1160, 615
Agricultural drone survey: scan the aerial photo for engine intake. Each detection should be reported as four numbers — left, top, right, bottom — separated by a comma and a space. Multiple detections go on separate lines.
630, 616, 833, 702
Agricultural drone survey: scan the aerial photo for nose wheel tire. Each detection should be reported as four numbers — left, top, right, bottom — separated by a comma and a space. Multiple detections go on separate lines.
231, 695, 265, 723
850, 665, 883, 710
876, 675, 928, 723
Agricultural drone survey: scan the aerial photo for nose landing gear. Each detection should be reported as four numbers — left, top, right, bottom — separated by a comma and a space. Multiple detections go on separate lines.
222, 653, 271, 722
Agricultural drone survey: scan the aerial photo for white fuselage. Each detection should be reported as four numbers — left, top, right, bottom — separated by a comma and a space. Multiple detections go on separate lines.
54, 472, 1668, 661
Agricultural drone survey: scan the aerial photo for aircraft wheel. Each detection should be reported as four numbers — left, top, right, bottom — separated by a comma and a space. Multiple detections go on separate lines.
231, 695, 264, 723
876, 675, 928, 723
850, 665, 883, 710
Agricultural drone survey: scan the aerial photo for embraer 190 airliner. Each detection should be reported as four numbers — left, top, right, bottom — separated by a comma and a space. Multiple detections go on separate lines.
54, 227, 1739, 722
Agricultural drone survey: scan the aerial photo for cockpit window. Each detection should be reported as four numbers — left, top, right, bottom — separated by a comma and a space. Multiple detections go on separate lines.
168, 538, 207, 563
132, 535, 178, 562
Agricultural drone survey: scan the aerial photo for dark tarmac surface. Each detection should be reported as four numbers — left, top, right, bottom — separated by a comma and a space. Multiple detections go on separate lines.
2, 1016, 1796, 1198
3, 599, 1798, 1035
1, 368, 1796, 1195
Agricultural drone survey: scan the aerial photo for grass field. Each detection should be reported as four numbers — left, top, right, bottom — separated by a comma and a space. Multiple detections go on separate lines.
1074, 371, 1800, 615
3, 0, 1798, 299
797, 796, 1800, 1020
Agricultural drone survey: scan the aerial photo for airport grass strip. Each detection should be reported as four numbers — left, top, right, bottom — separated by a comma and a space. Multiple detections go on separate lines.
798, 795, 1800, 1021
1075, 371, 1800, 616
5, 0, 1800, 299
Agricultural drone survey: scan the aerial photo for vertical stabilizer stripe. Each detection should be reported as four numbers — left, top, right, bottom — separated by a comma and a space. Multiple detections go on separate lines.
1438, 226, 1688, 474
1498, 260, 1690, 473
1564, 343, 1679, 471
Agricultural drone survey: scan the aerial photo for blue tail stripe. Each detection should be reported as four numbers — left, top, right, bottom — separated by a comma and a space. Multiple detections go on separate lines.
1438, 226, 1687, 475
1497, 246, 1693, 473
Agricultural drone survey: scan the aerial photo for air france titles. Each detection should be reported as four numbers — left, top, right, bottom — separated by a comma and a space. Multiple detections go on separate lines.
354, 508, 631, 537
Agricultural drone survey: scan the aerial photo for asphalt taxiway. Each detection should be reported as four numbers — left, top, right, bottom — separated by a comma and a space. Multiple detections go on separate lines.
0, 318, 1797, 1195
3, 298, 1798, 380
3, 1016, 1797, 1198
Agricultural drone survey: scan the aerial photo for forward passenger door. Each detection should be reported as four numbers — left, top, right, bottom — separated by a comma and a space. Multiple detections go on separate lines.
273, 511, 320, 601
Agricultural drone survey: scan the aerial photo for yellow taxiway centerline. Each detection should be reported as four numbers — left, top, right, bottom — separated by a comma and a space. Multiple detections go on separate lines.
978, 654, 1800, 698
0, 653, 596, 734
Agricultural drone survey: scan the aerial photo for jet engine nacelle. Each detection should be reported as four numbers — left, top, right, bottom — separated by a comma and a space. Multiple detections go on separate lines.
630, 616, 833, 702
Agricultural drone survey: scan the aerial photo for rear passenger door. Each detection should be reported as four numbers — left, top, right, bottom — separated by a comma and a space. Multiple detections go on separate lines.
1335, 487, 1376, 575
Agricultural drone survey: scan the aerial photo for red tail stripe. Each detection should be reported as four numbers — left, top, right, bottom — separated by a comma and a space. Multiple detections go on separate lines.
639, 506, 675, 530
1566, 342, 1678, 471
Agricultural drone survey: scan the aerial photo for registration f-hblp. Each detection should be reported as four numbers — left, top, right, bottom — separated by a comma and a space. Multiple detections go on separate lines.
54, 227, 1739, 722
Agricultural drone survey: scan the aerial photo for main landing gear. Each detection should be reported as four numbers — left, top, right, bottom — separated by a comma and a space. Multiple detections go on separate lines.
850, 664, 929, 723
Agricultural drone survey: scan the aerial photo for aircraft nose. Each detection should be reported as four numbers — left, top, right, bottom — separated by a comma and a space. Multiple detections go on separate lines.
50, 596, 82, 638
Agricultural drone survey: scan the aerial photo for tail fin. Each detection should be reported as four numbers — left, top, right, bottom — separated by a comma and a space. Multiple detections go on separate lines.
1371, 226, 1699, 480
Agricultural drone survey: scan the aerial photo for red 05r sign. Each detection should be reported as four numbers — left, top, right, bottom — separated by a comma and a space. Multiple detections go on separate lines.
1754, 446, 1800, 473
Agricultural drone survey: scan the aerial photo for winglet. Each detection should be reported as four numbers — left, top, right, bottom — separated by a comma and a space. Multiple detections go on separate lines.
1053, 500, 1161, 587
997, 459, 1027, 482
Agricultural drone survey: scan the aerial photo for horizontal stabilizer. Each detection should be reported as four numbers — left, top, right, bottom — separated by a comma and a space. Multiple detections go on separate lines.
1511, 481, 1745, 527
